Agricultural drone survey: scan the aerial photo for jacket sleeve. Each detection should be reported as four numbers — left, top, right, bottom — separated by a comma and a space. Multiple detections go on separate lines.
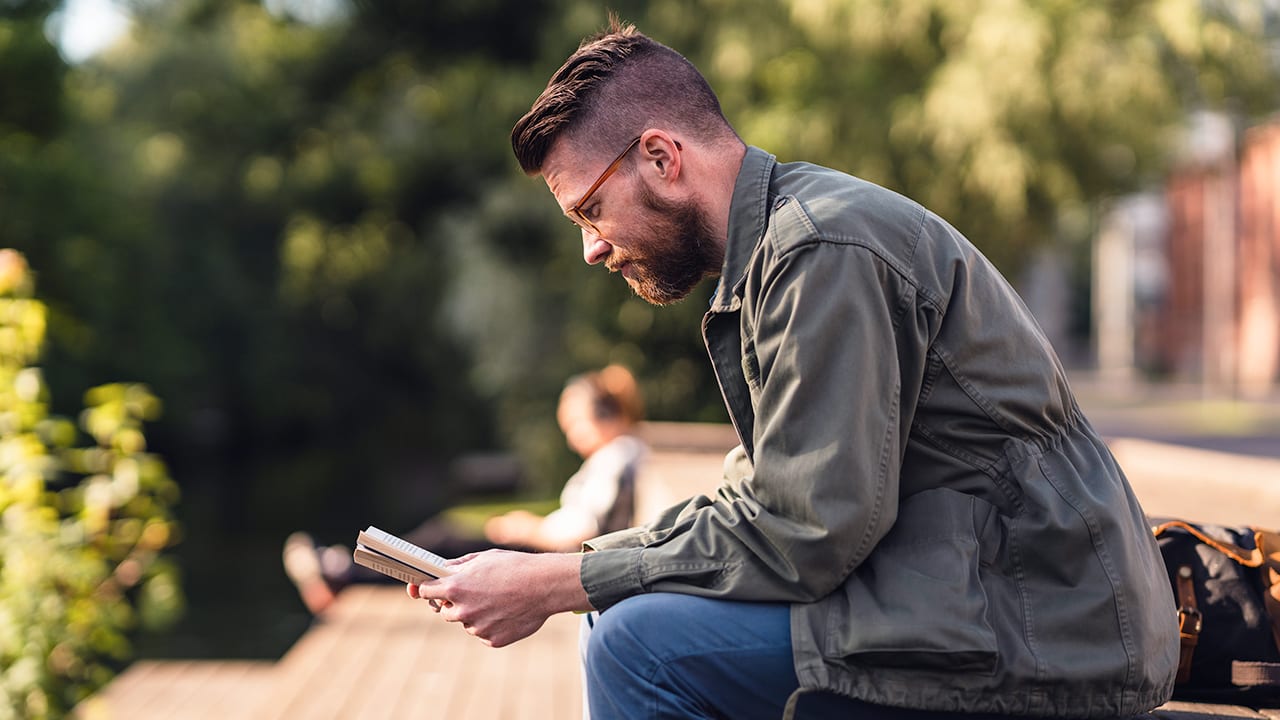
580, 238, 917, 610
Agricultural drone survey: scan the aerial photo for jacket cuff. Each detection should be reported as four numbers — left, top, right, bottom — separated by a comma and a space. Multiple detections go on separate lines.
580, 547, 646, 610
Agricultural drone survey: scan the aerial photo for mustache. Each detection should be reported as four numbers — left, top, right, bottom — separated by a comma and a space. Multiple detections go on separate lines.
604, 250, 636, 273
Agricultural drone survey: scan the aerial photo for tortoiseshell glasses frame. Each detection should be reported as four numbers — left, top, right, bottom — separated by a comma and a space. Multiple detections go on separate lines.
565, 136, 642, 236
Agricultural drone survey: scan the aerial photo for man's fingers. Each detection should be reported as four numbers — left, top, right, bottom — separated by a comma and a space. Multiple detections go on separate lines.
438, 602, 466, 625
414, 578, 448, 599
412, 578, 456, 616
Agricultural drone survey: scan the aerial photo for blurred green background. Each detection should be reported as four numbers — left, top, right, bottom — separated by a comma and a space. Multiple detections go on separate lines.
1, 0, 1278, 712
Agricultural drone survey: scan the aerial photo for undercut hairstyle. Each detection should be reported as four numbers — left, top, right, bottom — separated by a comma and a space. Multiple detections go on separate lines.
511, 19, 737, 176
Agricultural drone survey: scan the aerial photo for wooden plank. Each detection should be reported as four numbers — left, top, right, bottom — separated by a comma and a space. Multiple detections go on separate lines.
336, 587, 457, 718
1153, 702, 1268, 719
249, 585, 382, 720
531, 612, 585, 720
75, 660, 273, 720
344, 607, 443, 719
244, 584, 581, 720
265, 588, 410, 718
193, 661, 275, 717
74, 660, 166, 719
448, 624, 513, 717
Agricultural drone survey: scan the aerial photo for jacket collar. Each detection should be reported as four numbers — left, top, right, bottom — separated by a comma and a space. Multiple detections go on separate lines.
709, 146, 776, 313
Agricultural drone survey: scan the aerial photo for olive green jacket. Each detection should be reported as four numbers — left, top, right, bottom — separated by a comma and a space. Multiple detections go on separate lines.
580, 147, 1178, 717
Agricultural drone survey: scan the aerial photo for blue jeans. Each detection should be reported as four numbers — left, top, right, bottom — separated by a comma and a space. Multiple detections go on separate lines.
580, 593, 798, 719
579, 593, 1037, 720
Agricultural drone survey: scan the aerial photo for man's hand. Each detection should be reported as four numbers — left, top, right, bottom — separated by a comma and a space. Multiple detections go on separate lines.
406, 550, 592, 647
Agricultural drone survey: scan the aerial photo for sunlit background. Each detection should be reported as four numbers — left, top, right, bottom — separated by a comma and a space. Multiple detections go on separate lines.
3, 0, 1280, 716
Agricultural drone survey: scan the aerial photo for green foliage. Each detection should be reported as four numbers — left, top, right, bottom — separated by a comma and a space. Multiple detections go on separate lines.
0, 251, 183, 719
7, 0, 725, 514
0, 8, 64, 139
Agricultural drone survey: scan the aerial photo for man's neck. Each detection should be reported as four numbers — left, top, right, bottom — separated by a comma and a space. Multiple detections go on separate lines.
701, 140, 748, 258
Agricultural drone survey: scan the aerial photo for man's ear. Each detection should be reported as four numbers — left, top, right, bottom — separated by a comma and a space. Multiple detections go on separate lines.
638, 130, 681, 183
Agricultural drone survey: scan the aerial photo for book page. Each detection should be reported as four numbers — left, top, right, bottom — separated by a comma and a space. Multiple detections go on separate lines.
357, 526, 452, 578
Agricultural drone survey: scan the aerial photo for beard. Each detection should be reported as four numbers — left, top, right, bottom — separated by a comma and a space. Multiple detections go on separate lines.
606, 181, 725, 306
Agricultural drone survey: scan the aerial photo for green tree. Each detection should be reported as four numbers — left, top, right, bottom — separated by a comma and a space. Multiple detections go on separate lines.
26, 0, 727, 523
0, 250, 182, 719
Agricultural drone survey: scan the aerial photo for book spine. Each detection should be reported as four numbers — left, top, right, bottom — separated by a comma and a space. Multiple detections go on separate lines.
353, 549, 431, 585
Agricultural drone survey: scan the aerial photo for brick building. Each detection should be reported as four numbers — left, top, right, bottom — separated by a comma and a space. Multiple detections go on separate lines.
1094, 114, 1280, 396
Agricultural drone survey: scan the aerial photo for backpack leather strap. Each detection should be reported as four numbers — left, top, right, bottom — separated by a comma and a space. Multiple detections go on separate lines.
1154, 521, 1262, 566
1232, 661, 1280, 687
1255, 530, 1280, 653
1175, 564, 1200, 684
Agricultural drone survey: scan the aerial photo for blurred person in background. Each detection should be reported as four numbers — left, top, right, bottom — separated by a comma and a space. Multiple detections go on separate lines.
284, 364, 647, 614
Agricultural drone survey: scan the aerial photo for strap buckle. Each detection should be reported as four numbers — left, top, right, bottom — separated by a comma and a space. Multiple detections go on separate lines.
1178, 605, 1202, 637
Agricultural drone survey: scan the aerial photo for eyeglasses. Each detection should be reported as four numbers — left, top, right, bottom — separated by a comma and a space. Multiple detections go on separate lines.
566, 136, 641, 237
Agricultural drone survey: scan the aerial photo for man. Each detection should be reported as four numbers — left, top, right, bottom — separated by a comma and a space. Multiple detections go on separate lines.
410, 20, 1178, 719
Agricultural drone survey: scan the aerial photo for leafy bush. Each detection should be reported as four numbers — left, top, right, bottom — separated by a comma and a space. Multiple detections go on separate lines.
0, 250, 183, 719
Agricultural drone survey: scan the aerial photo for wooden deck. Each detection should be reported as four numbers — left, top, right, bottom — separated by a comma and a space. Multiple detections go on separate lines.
75, 425, 1280, 719
75, 585, 583, 720
76, 586, 1280, 720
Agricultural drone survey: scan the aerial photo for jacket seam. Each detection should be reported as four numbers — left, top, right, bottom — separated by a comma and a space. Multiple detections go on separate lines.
929, 345, 1026, 439
916, 351, 944, 406
908, 423, 1027, 514
1035, 454, 1138, 692
773, 232, 913, 283
764, 197, 915, 277
752, 162, 775, 243
766, 193, 926, 267
1008, 512, 1044, 682
843, 373, 899, 581
909, 421, 996, 475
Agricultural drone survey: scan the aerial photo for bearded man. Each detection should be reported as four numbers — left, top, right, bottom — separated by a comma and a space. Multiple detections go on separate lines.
410, 20, 1178, 720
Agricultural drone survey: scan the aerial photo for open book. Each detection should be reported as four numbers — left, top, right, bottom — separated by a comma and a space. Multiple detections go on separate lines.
352, 525, 453, 585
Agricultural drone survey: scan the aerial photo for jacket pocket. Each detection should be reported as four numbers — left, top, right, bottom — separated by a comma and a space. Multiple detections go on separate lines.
823, 488, 1000, 673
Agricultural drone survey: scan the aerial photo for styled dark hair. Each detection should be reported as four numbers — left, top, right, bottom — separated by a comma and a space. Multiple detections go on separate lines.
511, 18, 736, 175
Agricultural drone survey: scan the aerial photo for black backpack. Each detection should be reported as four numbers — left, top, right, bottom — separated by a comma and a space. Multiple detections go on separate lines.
1153, 520, 1280, 705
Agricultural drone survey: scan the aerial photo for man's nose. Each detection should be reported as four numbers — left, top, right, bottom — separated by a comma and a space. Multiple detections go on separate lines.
583, 231, 611, 265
